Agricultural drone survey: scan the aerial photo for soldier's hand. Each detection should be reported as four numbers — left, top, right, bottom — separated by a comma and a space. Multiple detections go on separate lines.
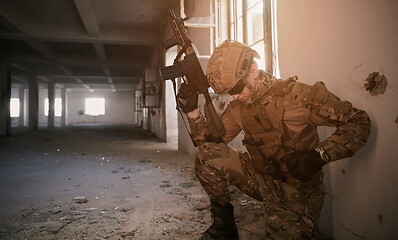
280, 149, 326, 182
177, 83, 199, 113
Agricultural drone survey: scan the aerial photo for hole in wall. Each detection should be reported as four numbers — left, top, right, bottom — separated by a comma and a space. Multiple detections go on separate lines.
364, 72, 387, 95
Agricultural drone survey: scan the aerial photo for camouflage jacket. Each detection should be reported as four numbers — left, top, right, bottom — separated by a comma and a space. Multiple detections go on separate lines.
189, 71, 371, 165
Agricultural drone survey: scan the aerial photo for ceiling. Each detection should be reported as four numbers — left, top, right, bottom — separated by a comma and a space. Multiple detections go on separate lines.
0, 0, 176, 91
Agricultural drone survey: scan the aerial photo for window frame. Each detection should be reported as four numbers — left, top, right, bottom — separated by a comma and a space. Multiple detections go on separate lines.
216, 0, 278, 75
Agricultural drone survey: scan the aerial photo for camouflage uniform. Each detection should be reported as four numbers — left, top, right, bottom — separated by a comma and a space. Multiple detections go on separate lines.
189, 70, 371, 239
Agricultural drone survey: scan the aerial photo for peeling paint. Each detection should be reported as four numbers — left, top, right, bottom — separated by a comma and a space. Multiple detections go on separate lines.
364, 72, 387, 95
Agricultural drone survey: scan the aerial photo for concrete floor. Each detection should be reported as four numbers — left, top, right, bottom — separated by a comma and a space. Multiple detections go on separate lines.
0, 126, 265, 240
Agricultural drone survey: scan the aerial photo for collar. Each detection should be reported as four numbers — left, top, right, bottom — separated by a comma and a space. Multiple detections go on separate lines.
248, 70, 278, 104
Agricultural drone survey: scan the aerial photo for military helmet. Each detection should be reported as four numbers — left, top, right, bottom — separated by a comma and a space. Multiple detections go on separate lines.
206, 40, 260, 93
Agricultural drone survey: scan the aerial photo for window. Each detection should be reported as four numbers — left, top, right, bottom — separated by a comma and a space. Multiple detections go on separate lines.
229, 0, 244, 42
10, 98, 20, 117
44, 98, 62, 117
228, 0, 266, 70
85, 98, 105, 116
134, 90, 142, 112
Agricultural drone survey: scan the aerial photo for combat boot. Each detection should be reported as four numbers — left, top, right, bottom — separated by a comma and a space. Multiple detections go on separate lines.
200, 201, 239, 240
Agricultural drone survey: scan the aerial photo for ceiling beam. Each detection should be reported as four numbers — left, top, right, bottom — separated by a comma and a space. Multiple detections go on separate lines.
38, 76, 51, 83
73, 0, 109, 63
56, 64, 73, 75
0, 1, 56, 59
11, 72, 142, 80
72, 77, 83, 84
11, 62, 32, 73
107, 77, 114, 84
36, 74, 141, 80
65, 84, 137, 90
107, 76, 116, 92
0, 29, 159, 46
74, 0, 100, 37
10, 55, 146, 68
11, 76, 26, 82
25, 39, 56, 59
93, 42, 107, 61
101, 65, 111, 75
0, 1, 25, 33
55, 64, 93, 91
103, 66, 115, 91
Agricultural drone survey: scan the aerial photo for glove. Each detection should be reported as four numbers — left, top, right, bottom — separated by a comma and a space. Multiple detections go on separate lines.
177, 83, 199, 113
280, 149, 326, 182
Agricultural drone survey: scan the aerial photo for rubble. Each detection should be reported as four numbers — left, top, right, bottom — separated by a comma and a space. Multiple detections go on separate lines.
0, 126, 266, 239
73, 196, 88, 204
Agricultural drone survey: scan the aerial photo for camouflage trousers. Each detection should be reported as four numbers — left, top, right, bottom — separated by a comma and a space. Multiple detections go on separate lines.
195, 142, 325, 240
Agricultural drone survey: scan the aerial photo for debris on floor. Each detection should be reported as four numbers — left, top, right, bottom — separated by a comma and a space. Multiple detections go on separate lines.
0, 126, 265, 239
73, 196, 88, 204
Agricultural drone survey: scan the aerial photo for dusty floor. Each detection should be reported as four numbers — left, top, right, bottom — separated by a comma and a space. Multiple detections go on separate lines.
0, 126, 265, 240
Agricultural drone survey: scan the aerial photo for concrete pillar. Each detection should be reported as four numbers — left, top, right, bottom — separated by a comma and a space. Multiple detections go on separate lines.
24, 89, 29, 127
19, 87, 25, 127
61, 88, 66, 127
48, 82, 55, 128
28, 74, 38, 130
0, 59, 11, 136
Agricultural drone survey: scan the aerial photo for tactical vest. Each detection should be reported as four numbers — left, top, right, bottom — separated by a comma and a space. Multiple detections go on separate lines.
241, 77, 318, 179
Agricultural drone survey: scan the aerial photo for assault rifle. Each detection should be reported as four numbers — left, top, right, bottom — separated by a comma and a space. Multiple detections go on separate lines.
160, 10, 226, 140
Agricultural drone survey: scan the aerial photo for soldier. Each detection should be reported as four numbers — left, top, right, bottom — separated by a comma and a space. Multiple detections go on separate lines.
177, 40, 371, 240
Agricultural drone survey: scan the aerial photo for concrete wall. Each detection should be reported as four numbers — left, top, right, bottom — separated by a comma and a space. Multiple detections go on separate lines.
38, 88, 48, 126
145, 64, 167, 141
165, 46, 178, 143
277, 0, 398, 239
66, 89, 135, 126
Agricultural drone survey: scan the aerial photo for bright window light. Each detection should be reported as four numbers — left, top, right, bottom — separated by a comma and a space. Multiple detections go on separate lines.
85, 98, 105, 116
45, 98, 62, 117
10, 98, 20, 117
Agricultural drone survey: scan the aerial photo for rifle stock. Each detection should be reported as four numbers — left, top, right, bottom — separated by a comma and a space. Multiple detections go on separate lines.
160, 10, 226, 139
